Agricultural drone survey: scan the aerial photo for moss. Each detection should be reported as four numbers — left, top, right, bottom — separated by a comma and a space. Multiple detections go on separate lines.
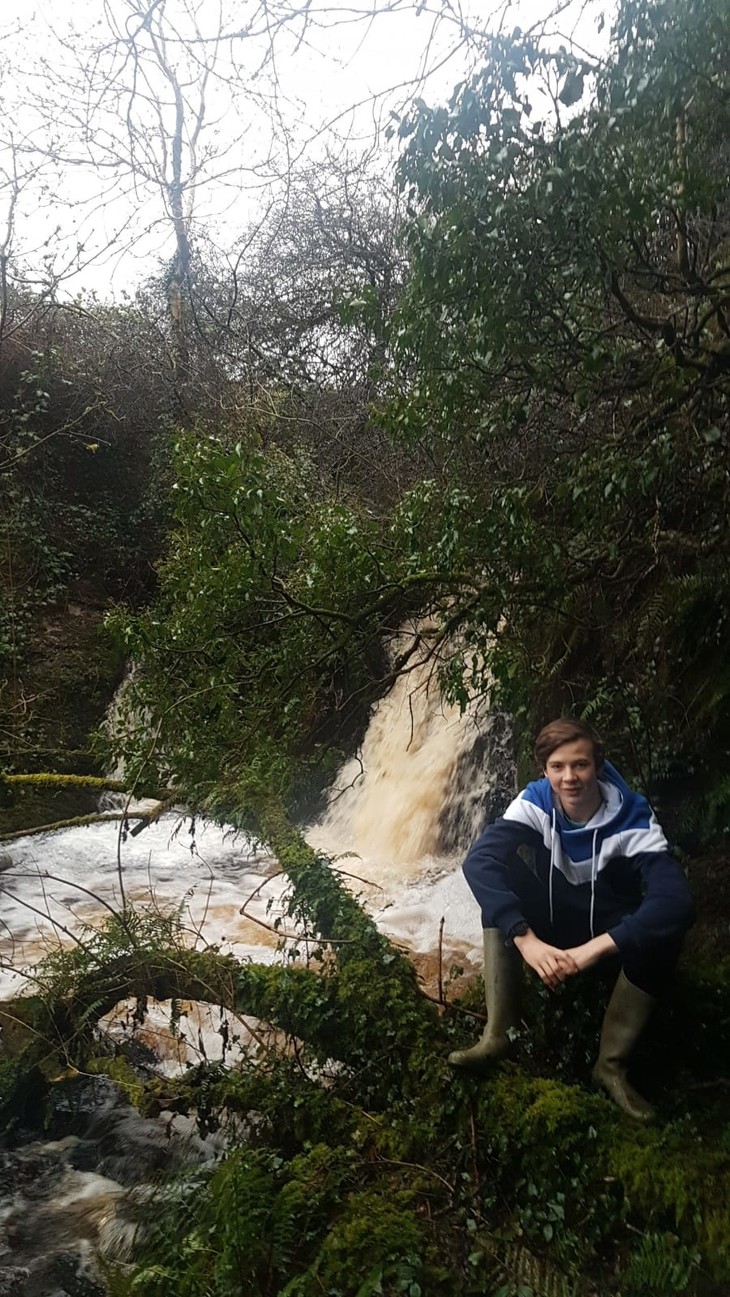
3, 773, 132, 791
607, 1129, 730, 1266
306, 1188, 428, 1295
477, 1073, 730, 1278
272, 1144, 361, 1274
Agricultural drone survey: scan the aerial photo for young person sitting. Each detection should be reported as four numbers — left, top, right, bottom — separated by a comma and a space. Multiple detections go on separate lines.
449, 717, 695, 1120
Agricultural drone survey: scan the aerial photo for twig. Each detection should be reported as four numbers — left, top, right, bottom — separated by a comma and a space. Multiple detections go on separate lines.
117, 715, 165, 919
0, 870, 123, 923
238, 870, 366, 944
0, 888, 94, 953
437, 915, 445, 1005
375, 1157, 456, 1196
420, 990, 486, 1022
469, 1103, 480, 1193
0, 812, 148, 842
331, 865, 385, 892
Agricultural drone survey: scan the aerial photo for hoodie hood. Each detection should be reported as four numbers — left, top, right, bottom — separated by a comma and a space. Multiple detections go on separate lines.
503, 760, 669, 889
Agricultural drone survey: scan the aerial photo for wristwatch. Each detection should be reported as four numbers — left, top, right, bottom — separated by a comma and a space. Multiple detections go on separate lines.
507, 920, 530, 944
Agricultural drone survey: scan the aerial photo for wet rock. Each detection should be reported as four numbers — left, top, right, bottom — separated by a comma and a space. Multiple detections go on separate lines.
0, 855, 13, 874
0, 1268, 29, 1296
437, 708, 516, 852
65, 1141, 101, 1175
46, 1077, 121, 1140
52, 1253, 106, 1297
0, 1148, 65, 1201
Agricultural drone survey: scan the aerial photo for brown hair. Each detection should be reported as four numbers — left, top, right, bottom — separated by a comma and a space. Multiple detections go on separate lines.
534, 718, 604, 771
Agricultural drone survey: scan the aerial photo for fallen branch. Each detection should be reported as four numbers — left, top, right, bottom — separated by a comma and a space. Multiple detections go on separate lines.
2, 774, 134, 791
0, 811, 150, 842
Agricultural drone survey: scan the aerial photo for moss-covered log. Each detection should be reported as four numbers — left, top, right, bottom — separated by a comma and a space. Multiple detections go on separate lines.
0, 945, 354, 1106
3, 774, 138, 792
0, 829, 442, 1122
1, 829, 728, 1293
0, 811, 150, 841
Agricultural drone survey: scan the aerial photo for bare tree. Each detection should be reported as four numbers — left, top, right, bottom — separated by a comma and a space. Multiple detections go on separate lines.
0, 0, 489, 319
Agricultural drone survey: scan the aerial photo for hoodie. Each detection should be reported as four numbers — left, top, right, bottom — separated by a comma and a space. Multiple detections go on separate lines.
462, 762, 695, 954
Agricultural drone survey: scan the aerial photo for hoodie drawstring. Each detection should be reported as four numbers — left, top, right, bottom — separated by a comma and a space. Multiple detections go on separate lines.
549, 809, 557, 928
589, 827, 599, 939
550, 813, 600, 938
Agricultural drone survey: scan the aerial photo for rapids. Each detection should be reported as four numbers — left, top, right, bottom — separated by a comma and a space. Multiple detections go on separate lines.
0, 654, 515, 1294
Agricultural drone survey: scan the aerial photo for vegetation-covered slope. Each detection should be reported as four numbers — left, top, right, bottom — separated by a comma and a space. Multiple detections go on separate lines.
1, 2, 730, 1294
98, 0, 730, 841
2, 827, 728, 1296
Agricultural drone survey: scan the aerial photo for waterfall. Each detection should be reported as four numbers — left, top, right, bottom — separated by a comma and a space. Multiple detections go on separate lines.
310, 628, 515, 872
0, 635, 515, 1290
99, 661, 161, 814
0, 635, 515, 994
307, 627, 516, 956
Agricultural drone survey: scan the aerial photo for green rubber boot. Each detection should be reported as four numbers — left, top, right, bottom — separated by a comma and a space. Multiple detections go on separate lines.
448, 928, 522, 1070
592, 970, 656, 1121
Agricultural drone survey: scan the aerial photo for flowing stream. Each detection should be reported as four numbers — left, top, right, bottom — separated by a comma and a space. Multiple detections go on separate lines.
0, 651, 514, 1295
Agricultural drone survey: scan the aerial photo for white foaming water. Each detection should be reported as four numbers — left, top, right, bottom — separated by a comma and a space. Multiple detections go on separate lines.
0, 804, 482, 1017
308, 634, 515, 963
0, 648, 514, 1284
0, 817, 284, 995
0, 642, 514, 1014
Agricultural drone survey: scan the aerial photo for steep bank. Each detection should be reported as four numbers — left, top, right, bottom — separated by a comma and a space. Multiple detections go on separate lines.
0, 586, 125, 835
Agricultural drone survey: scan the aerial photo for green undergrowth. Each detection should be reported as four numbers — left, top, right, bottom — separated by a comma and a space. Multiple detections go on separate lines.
478, 1073, 729, 1269
106, 1046, 728, 1297
2, 830, 729, 1297
0, 609, 126, 835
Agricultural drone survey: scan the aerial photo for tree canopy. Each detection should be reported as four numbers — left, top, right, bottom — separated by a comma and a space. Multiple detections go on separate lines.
104, 0, 730, 838
383, 0, 730, 827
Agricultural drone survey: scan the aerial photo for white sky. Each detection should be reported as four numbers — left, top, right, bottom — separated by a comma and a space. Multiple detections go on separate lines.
0, 0, 610, 297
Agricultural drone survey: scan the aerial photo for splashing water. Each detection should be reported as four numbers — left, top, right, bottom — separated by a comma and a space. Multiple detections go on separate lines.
0, 639, 515, 1290
0, 634, 514, 1003
308, 632, 515, 961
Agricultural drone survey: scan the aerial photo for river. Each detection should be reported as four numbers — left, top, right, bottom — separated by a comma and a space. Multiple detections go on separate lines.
0, 654, 514, 1294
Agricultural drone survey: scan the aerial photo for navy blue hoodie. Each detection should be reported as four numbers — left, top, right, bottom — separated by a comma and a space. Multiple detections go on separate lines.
462, 762, 695, 954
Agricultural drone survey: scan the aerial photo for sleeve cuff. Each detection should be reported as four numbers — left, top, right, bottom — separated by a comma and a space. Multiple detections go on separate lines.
491, 904, 528, 939
607, 919, 635, 954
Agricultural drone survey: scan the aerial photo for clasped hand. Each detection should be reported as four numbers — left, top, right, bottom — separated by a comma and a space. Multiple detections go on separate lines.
513, 930, 617, 991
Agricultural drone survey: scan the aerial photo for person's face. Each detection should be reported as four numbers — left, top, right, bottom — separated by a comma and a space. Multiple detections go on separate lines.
543, 738, 601, 820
